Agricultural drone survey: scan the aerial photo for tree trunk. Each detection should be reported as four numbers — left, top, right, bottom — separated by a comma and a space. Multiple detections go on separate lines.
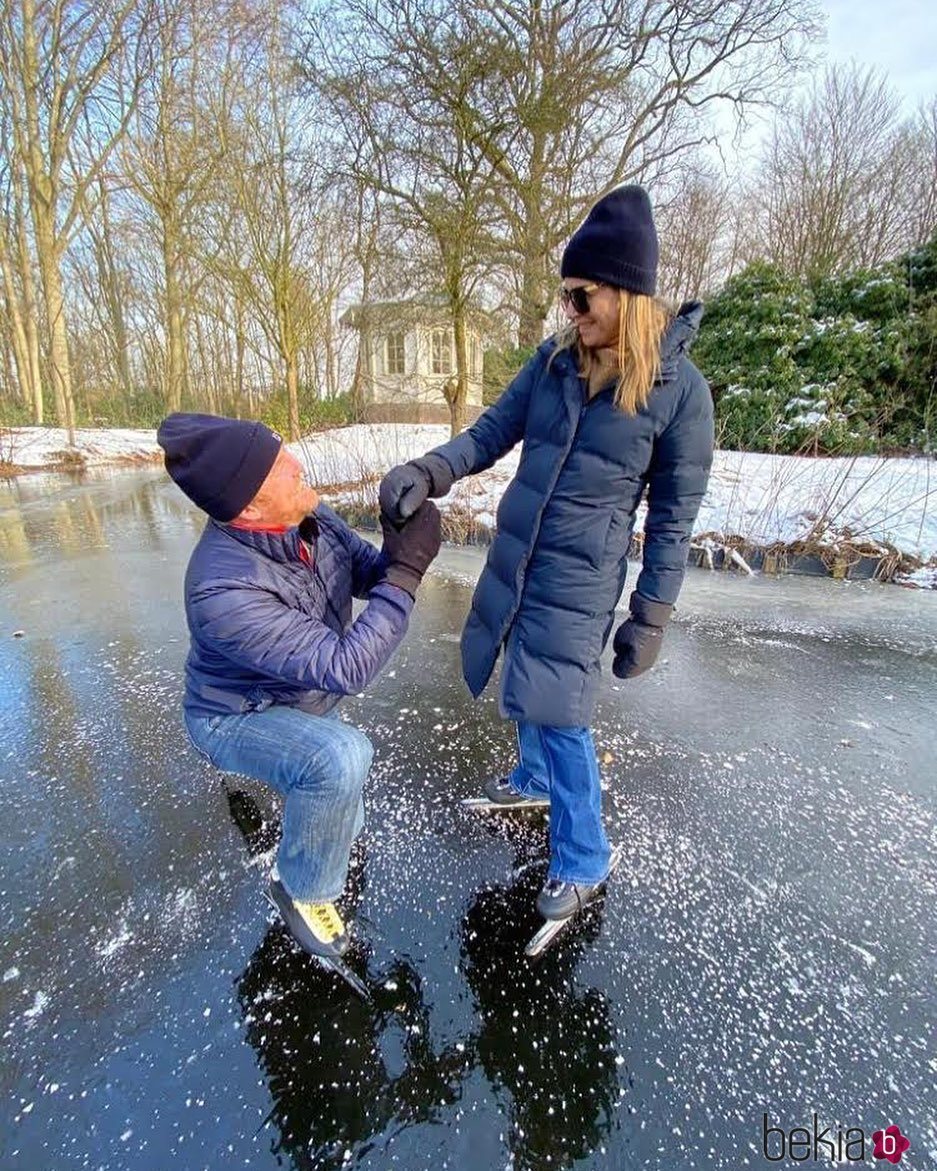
46, 268, 76, 440
13, 172, 44, 421
324, 318, 338, 400
110, 288, 134, 401
349, 348, 365, 421
516, 140, 549, 349
277, 278, 301, 438
449, 307, 469, 437
33, 209, 76, 439
163, 221, 186, 412
24, 265, 43, 424
0, 287, 33, 412
517, 218, 550, 348
0, 237, 36, 415
19, 0, 73, 439
518, 244, 549, 349
1, 330, 16, 405
350, 195, 378, 422
91, 180, 133, 399
286, 351, 300, 440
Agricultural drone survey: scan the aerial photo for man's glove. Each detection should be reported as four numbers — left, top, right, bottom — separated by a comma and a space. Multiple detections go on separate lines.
379, 453, 455, 523
612, 592, 674, 679
380, 501, 442, 596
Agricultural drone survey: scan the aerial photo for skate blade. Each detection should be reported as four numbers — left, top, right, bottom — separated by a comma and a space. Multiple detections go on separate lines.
264, 892, 372, 1002
315, 955, 372, 1002
524, 846, 624, 959
460, 798, 504, 812
460, 797, 548, 813
524, 917, 572, 957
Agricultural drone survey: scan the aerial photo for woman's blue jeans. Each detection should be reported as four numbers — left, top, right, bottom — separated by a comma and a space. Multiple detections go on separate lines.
507, 722, 611, 885
185, 705, 372, 903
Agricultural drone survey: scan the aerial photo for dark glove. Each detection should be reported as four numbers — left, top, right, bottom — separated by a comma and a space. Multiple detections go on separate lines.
612, 592, 673, 679
379, 453, 455, 523
380, 501, 442, 596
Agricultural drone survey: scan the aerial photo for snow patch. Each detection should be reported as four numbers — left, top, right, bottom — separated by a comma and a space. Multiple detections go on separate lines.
23, 990, 49, 1019
97, 921, 133, 961
4, 427, 160, 468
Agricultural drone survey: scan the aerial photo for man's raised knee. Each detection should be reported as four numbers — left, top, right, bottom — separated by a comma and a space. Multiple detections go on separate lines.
302, 723, 372, 794
340, 725, 374, 782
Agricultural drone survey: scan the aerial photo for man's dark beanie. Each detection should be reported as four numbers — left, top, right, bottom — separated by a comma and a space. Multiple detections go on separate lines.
157, 412, 282, 522
561, 185, 659, 296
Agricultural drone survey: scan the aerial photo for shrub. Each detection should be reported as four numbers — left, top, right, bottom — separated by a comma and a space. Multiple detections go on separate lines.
0, 400, 36, 428
694, 241, 937, 454
258, 390, 356, 436
483, 344, 536, 405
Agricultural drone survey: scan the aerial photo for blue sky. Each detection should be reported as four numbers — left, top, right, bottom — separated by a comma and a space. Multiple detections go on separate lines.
714, 0, 935, 164
820, 0, 937, 109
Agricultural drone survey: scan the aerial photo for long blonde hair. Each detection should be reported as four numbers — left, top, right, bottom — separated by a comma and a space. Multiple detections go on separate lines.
552, 290, 671, 414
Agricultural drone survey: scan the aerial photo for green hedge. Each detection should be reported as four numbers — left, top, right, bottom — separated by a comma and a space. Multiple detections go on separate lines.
694, 238, 937, 454
0, 387, 358, 434
257, 391, 357, 436
483, 345, 536, 405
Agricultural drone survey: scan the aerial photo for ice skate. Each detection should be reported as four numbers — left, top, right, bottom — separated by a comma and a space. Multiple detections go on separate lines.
461, 775, 550, 813
524, 845, 622, 958
265, 877, 371, 1001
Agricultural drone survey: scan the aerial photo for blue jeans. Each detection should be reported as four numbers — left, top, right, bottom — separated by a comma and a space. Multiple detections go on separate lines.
508, 722, 611, 885
184, 705, 372, 903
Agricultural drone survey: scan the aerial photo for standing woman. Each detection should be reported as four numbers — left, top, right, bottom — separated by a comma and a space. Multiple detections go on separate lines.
380, 186, 714, 921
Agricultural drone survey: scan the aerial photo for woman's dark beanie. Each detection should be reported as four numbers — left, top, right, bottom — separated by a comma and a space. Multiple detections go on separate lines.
157, 412, 282, 522
561, 185, 659, 296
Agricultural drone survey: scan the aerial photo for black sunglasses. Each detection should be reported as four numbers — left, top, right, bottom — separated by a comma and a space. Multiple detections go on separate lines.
559, 282, 603, 315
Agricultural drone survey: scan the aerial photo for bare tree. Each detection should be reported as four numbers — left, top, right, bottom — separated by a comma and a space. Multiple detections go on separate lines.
303, 199, 358, 401
120, 0, 240, 413
902, 97, 937, 251
657, 165, 735, 301
752, 64, 918, 278
0, 108, 43, 421
460, 0, 822, 346
340, 179, 411, 418
0, 0, 147, 440
211, 0, 327, 440
311, 0, 514, 435
68, 176, 136, 400
345, 182, 383, 418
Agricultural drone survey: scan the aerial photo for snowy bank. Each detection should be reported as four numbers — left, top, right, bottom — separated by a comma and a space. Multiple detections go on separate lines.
3, 423, 935, 584
290, 424, 937, 582
1, 426, 161, 470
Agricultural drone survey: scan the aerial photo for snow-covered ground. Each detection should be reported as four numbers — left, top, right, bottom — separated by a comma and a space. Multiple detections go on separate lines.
3, 423, 936, 581
1, 426, 161, 468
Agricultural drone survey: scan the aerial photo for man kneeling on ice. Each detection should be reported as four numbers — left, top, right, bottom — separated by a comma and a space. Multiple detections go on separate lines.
158, 413, 441, 962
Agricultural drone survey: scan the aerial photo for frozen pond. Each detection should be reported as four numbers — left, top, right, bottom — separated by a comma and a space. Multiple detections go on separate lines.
1, 467, 935, 1170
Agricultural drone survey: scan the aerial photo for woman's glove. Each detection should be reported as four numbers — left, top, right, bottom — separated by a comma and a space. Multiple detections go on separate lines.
380, 501, 442, 597
612, 593, 673, 679
379, 453, 455, 523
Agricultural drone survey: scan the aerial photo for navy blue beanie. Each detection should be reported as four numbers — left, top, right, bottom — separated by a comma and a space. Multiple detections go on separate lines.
561, 185, 659, 296
157, 412, 282, 522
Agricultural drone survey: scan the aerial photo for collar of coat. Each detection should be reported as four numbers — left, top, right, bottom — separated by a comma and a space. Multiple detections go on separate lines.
212, 512, 320, 564
544, 299, 703, 384
658, 300, 703, 378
